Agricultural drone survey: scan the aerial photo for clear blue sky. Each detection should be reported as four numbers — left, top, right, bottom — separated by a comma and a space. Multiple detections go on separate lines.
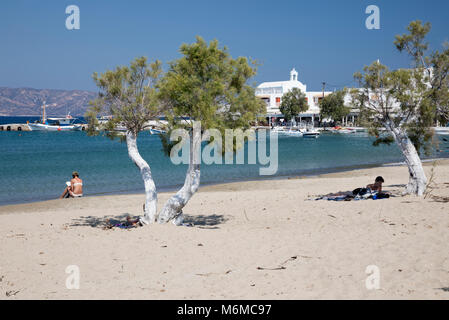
1, 0, 448, 92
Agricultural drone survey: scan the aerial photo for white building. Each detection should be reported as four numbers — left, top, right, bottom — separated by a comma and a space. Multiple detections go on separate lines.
256, 68, 333, 125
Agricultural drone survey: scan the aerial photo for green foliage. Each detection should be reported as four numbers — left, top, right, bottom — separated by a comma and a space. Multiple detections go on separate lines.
86, 56, 163, 138
157, 36, 265, 154
159, 129, 183, 157
367, 125, 395, 147
395, 20, 449, 126
353, 60, 434, 154
353, 20, 449, 155
372, 135, 394, 147
319, 90, 350, 123
279, 88, 308, 121
429, 43, 449, 123
394, 20, 431, 68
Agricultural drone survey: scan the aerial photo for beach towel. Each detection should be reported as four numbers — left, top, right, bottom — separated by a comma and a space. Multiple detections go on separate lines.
103, 219, 140, 230
352, 187, 373, 199
314, 195, 354, 201
314, 188, 390, 201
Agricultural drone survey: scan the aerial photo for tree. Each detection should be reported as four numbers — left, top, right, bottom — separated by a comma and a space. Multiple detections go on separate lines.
86, 57, 162, 224
352, 61, 430, 195
351, 21, 449, 196
429, 44, 449, 125
279, 88, 308, 122
156, 36, 265, 224
319, 90, 351, 124
394, 21, 449, 125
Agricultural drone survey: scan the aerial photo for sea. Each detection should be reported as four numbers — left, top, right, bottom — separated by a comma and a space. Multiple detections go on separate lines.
1, 116, 449, 206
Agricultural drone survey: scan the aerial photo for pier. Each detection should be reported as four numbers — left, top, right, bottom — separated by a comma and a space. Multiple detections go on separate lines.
0, 123, 31, 131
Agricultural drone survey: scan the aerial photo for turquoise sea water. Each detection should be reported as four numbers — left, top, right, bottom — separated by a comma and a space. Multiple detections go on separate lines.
1, 117, 449, 206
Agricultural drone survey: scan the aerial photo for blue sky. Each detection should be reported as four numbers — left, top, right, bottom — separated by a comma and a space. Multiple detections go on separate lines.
1, 0, 448, 92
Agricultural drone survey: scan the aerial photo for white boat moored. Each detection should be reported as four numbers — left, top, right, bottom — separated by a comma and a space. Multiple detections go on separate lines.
27, 102, 81, 131
303, 129, 320, 138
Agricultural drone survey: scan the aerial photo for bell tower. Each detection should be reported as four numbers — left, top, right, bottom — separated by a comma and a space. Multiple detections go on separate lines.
290, 68, 298, 81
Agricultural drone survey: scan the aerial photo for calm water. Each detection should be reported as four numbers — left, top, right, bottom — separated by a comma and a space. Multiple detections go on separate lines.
1, 116, 448, 205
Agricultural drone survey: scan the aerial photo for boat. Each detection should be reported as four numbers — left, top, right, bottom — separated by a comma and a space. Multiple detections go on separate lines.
97, 115, 113, 125
27, 102, 82, 131
279, 129, 303, 137
332, 126, 356, 134
303, 128, 320, 138
149, 128, 166, 135
271, 126, 287, 133
114, 124, 127, 132
434, 127, 449, 136
95, 116, 127, 132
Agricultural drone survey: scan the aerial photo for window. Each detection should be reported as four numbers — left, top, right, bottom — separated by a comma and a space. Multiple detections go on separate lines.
275, 97, 281, 106
256, 87, 283, 95
261, 97, 270, 106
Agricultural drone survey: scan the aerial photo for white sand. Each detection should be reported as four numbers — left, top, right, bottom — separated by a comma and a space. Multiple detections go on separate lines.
1, 160, 449, 299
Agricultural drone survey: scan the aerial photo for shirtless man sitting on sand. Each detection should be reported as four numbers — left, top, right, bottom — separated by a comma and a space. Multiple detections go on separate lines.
367, 176, 384, 193
60, 171, 83, 198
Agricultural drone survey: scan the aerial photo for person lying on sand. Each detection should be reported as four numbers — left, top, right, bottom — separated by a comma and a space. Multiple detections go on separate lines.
60, 171, 83, 199
315, 176, 389, 201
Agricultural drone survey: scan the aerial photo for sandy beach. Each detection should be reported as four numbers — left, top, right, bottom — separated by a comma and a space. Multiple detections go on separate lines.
1, 160, 448, 300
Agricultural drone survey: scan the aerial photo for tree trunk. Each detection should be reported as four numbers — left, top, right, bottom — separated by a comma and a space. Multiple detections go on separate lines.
157, 125, 201, 225
126, 131, 158, 224
385, 122, 427, 196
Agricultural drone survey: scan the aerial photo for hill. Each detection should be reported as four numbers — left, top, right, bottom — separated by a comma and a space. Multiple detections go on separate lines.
0, 87, 97, 116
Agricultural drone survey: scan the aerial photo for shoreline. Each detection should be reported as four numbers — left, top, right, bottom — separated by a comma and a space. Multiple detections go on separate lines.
0, 157, 447, 209
1, 158, 447, 214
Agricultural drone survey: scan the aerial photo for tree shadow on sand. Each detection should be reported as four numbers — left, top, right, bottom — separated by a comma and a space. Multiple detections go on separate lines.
430, 195, 449, 203
69, 213, 137, 229
68, 213, 229, 230
182, 214, 230, 229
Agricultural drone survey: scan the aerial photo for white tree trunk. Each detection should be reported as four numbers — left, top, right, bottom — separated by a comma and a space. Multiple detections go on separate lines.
385, 122, 427, 196
126, 131, 158, 224
157, 127, 201, 225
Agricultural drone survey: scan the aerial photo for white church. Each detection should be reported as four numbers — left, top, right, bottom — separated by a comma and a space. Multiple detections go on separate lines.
255, 68, 333, 125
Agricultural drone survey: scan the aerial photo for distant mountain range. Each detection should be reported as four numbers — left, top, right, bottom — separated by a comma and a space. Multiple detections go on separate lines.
0, 87, 97, 116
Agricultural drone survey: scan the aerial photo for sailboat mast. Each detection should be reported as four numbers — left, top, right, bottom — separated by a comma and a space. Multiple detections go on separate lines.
42, 101, 47, 123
